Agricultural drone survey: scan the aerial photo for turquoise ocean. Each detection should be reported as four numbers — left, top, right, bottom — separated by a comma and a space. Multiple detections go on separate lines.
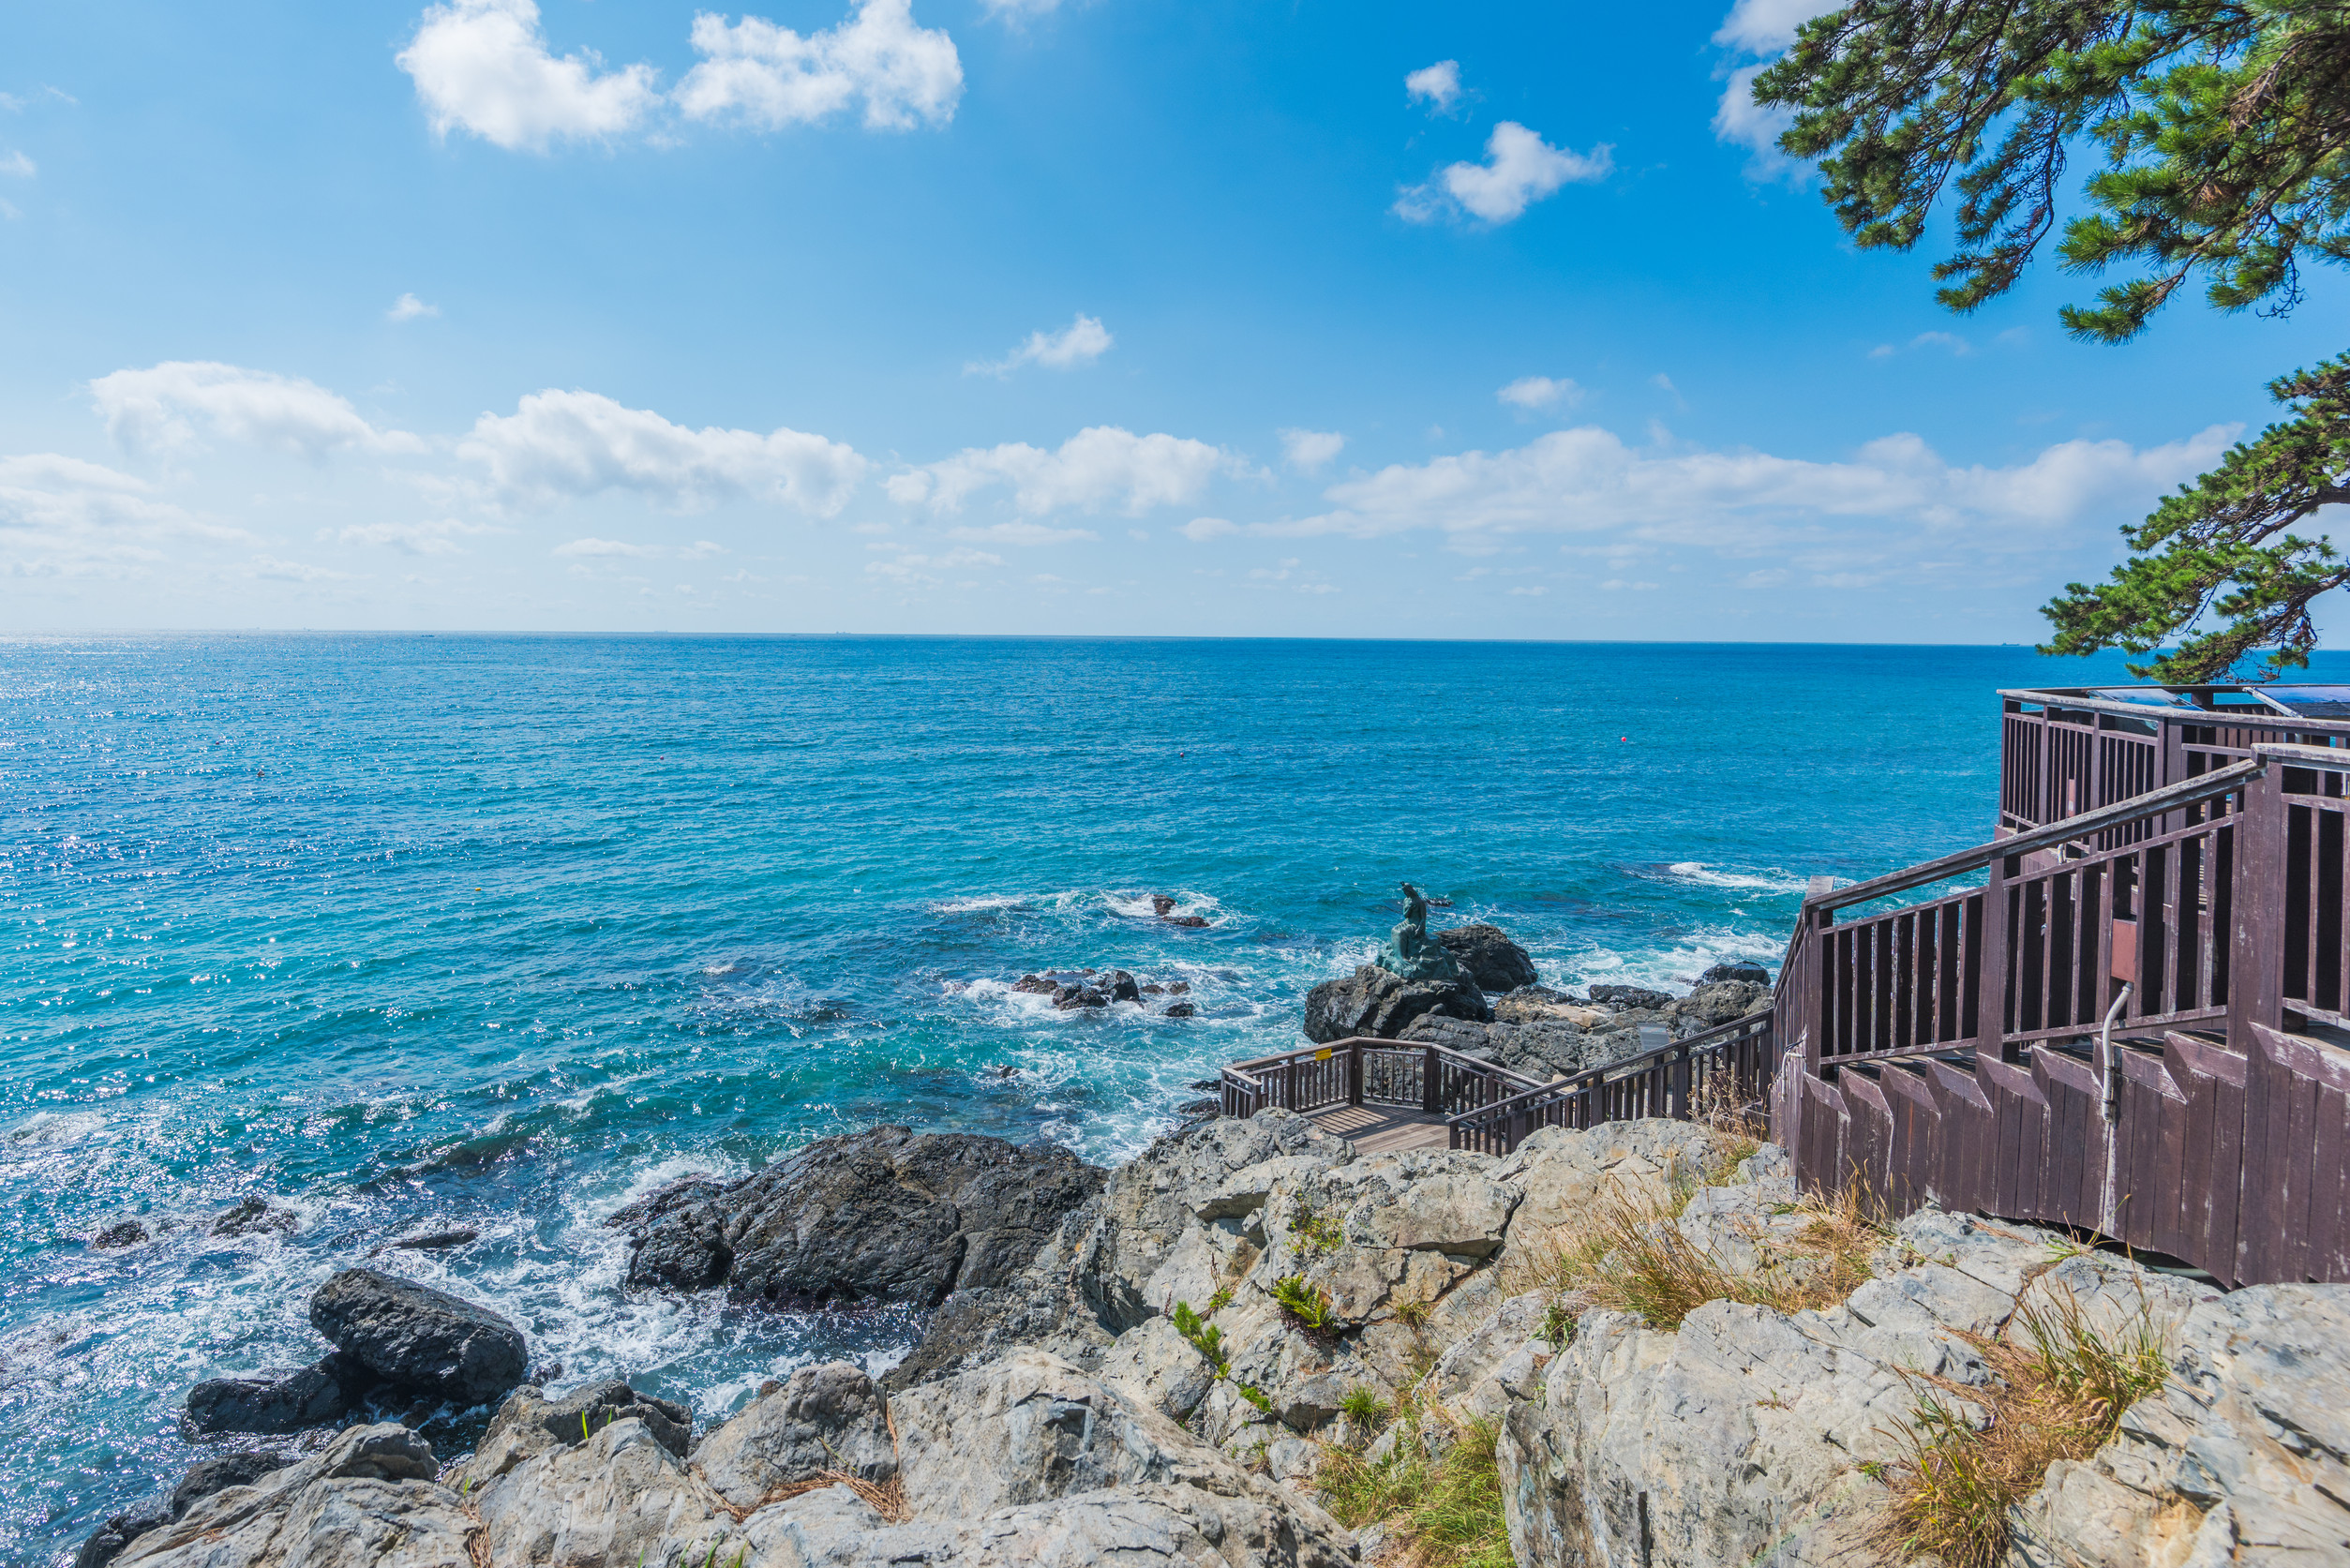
4, 634, 2275, 1562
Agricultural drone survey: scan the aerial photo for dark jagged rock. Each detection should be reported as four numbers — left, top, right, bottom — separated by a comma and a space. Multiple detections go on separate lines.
90, 1218, 150, 1249
1053, 984, 1108, 1009
309, 1268, 528, 1407
1699, 960, 1771, 987
600, 1174, 725, 1233
209, 1197, 296, 1238
1670, 978, 1772, 1033
1164, 1001, 1196, 1018
1165, 980, 1190, 993
1100, 969, 1141, 1003
1303, 963, 1490, 1043
370, 1227, 479, 1256
1162, 915, 1209, 928
623, 1127, 1105, 1313
184, 1354, 367, 1435
1435, 923, 1538, 993
1150, 895, 1176, 916
1176, 1097, 1220, 1119
1011, 974, 1056, 994
1395, 1014, 1503, 1059
1588, 983, 1673, 1011
604, 1176, 732, 1290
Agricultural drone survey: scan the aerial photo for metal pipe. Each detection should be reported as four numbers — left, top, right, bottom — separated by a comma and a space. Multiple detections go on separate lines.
2100, 982, 2133, 1121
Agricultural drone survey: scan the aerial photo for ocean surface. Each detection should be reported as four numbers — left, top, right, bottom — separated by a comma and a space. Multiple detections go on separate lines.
0, 633, 2268, 1562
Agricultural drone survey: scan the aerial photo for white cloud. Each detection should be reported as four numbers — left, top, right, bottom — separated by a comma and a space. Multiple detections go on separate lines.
1714, 0, 1837, 52
88, 362, 426, 460
676, 0, 962, 133
1395, 122, 1610, 224
1711, 2, 1839, 179
461, 389, 867, 513
866, 545, 1000, 583
397, 0, 661, 151
1228, 422, 2238, 581
1869, 331, 1973, 359
891, 426, 1235, 515
1405, 61, 1460, 113
1180, 516, 1236, 542
944, 521, 1100, 545
681, 539, 728, 558
0, 151, 33, 177
1279, 428, 1345, 473
554, 536, 659, 557
338, 518, 489, 555
388, 292, 440, 322
966, 313, 1112, 376
0, 453, 251, 579
1497, 376, 1581, 411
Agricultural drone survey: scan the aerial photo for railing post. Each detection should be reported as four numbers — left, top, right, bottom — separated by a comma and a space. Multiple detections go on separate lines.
1979, 849, 2013, 1061
1422, 1046, 1441, 1114
1348, 1039, 1363, 1106
2228, 763, 2285, 1040
1285, 1053, 1298, 1110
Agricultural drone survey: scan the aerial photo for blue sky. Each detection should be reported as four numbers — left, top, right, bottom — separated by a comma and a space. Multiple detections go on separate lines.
1, 0, 2343, 638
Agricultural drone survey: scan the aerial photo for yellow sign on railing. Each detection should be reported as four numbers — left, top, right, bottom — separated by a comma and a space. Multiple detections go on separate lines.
1314, 1048, 1333, 1061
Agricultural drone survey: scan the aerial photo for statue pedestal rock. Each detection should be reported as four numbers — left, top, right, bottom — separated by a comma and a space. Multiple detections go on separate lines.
1303, 883, 1492, 1043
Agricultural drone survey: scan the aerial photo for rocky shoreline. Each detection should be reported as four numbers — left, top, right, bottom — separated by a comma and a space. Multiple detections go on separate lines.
88, 1101, 2350, 1567
73, 915, 2350, 1567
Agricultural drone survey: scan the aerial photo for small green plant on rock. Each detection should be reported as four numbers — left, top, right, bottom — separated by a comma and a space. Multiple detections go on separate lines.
1287, 1201, 1345, 1255
1172, 1300, 1230, 1373
1340, 1384, 1391, 1436
1538, 1294, 1577, 1350
1270, 1273, 1339, 1332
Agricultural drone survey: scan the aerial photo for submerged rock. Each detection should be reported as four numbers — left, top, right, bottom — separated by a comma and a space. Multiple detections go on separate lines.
1699, 960, 1770, 987
90, 1218, 152, 1250
1585, 982, 1672, 1010
1434, 922, 1538, 993
309, 1268, 529, 1407
208, 1197, 296, 1238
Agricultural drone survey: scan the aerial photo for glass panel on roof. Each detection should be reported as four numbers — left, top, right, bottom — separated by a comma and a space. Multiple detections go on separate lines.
2256, 687, 2350, 717
2091, 688, 2199, 708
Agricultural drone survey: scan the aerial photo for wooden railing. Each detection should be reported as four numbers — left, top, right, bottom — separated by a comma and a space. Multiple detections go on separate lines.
1781, 740, 2350, 1288
1220, 1038, 1546, 1123
1445, 1011, 1776, 1155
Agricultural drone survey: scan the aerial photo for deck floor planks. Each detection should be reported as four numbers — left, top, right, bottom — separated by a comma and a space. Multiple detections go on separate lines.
1304, 1102, 1452, 1152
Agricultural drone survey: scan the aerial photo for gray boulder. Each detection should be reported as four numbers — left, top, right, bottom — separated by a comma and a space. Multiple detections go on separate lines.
1667, 979, 1770, 1035
692, 1362, 896, 1513
112, 1425, 469, 1568
91, 1218, 152, 1250
1302, 963, 1490, 1043
1699, 960, 1770, 986
209, 1197, 296, 1238
1435, 923, 1538, 993
460, 1379, 693, 1486
310, 1269, 528, 1407
80, 1453, 292, 1568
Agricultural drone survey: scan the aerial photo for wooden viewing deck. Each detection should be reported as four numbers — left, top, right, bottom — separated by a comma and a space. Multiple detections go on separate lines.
1220, 681, 2350, 1291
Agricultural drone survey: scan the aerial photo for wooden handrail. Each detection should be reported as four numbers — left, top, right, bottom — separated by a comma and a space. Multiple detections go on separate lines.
1446, 1010, 1772, 1128
1998, 687, 2350, 734
1805, 756, 2264, 915
1224, 1036, 1546, 1094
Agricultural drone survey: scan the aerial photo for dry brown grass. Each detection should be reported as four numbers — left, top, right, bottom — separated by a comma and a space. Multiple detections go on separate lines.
1878, 1285, 2173, 1568
754, 1470, 910, 1522
1505, 1175, 1886, 1332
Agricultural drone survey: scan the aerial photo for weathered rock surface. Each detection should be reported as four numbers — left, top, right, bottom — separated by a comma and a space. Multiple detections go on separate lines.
692, 1362, 895, 1512
1699, 960, 1770, 986
310, 1268, 528, 1406
115, 1352, 1355, 1568
2007, 1283, 2350, 1564
1493, 986, 1608, 1027
114, 1425, 471, 1568
1586, 982, 1672, 1010
459, 1378, 695, 1486
1433, 922, 1538, 993
91, 1218, 153, 1249
1301, 963, 1490, 1043
621, 1127, 1105, 1314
